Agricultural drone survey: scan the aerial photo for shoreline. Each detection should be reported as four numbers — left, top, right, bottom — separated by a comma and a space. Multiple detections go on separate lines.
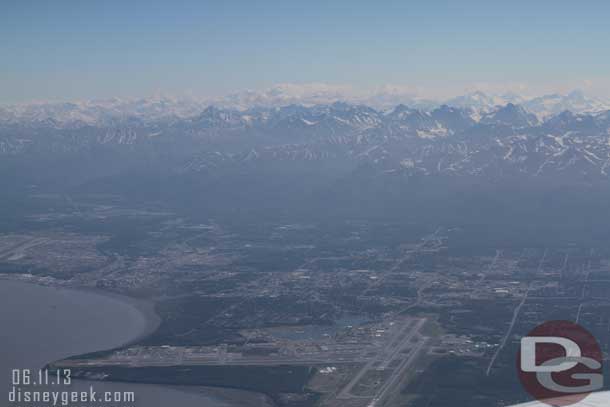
0, 273, 161, 348
0, 275, 272, 407
69, 285, 161, 347
0, 274, 276, 407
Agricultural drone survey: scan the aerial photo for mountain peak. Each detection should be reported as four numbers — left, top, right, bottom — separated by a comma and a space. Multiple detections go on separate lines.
481, 103, 538, 127
2, 88, 609, 127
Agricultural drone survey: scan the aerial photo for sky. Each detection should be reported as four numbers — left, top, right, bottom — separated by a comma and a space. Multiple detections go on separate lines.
2, 0, 610, 104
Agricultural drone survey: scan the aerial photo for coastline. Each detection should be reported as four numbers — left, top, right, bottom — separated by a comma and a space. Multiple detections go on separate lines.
69, 286, 161, 347
0, 275, 271, 407
0, 273, 161, 348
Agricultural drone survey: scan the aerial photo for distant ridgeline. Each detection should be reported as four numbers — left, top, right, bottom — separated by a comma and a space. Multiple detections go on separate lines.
3, 100, 610, 246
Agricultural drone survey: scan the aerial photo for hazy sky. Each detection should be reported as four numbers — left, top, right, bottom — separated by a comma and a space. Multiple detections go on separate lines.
3, 0, 610, 103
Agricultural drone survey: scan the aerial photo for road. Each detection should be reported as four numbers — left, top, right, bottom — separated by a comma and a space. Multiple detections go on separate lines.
485, 248, 548, 377
486, 284, 530, 376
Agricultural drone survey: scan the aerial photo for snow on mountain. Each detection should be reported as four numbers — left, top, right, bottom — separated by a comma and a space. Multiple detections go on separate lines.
430, 105, 476, 133
523, 90, 610, 118
441, 91, 529, 121
3, 96, 610, 182
357, 85, 437, 110
215, 83, 436, 111
1, 86, 609, 128
215, 83, 357, 110
480, 103, 539, 128
443, 90, 610, 120
0, 96, 210, 127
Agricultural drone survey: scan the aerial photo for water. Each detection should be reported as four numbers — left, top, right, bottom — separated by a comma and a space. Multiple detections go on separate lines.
0, 279, 245, 407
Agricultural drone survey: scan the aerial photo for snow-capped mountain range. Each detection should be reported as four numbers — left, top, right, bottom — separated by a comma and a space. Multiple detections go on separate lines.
1, 87, 609, 127
3, 96, 610, 184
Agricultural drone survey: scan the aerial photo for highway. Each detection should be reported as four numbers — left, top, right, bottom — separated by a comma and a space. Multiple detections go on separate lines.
486, 283, 530, 376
